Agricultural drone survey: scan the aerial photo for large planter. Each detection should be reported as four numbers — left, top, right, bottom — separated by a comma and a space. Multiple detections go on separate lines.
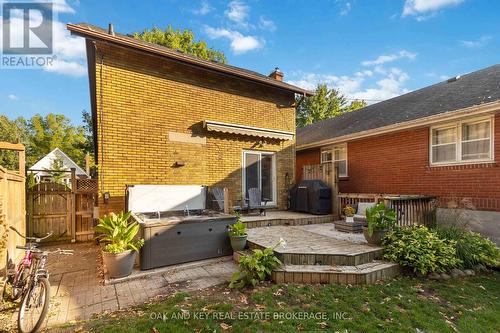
102, 250, 136, 278
362, 227, 388, 245
229, 235, 247, 251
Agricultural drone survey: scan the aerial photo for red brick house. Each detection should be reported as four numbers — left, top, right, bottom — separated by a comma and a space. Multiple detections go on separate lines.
297, 65, 500, 215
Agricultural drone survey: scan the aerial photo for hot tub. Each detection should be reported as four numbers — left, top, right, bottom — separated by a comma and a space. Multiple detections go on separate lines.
127, 185, 236, 270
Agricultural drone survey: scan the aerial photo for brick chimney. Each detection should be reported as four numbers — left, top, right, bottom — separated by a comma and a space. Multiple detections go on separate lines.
269, 67, 284, 81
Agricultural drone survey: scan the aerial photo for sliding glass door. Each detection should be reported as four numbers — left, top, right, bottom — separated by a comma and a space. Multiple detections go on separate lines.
243, 151, 276, 205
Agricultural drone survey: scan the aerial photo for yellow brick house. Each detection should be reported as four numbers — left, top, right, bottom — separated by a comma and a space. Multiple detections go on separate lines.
68, 23, 310, 216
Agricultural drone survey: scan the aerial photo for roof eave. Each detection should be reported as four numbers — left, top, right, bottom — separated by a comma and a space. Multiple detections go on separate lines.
67, 23, 313, 96
296, 100, 500, 150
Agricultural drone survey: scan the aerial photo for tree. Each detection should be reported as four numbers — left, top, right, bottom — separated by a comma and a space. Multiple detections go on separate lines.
45, 157, 67, 185
296, 84, 367, 127
133, 25, 227, 64
26, 114, 87, 168
0, 115, 27, 170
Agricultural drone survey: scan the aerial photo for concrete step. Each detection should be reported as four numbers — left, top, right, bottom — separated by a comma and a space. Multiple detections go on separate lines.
271, 261, 400, 285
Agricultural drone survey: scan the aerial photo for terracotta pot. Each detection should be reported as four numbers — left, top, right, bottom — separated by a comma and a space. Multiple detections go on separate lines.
229, 235, 247, 251
362, 227, 388, 245
102, 250, 136, 278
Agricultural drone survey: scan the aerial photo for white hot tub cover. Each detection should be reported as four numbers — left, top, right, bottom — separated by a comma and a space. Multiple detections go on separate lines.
127, 185, 206, 213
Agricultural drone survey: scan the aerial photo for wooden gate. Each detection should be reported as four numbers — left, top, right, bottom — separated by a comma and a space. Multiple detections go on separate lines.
27, 169, 97, 243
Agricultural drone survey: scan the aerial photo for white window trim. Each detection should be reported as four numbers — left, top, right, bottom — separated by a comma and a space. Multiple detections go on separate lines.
429, 115, 495, 166
321, 143, 348, 177
242, 150, 277, 206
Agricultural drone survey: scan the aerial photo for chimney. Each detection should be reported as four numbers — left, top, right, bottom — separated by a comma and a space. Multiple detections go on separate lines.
269, 67, 284, 81
108, 23, 115, 36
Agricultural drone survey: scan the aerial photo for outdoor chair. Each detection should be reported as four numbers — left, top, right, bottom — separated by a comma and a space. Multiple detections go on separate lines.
353, 201, 377, 225
234, 187, 270, 216
209, 187, 225, 212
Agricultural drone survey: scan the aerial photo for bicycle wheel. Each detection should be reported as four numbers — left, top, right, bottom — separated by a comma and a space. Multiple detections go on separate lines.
17, 277, 50, 333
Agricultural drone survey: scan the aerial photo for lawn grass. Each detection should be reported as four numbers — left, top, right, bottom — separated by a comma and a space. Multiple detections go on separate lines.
55, 272, 500, 333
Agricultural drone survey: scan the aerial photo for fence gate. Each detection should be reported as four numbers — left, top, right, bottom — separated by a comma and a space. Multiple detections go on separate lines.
27, 182, 72, 242
27, 169, 98, 243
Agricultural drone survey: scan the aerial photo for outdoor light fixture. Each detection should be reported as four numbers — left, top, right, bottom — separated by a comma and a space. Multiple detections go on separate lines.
103, 191, 110, 203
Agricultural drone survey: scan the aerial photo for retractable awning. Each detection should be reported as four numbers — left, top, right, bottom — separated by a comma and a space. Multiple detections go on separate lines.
204, 120, 294, 141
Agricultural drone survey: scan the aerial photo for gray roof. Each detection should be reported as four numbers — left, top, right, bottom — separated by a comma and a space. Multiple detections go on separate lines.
297, 64, 500, 148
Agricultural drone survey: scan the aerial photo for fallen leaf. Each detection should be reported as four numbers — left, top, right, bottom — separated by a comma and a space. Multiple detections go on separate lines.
220, 323, 232, 330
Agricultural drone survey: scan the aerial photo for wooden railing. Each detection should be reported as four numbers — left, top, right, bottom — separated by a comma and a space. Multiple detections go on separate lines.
0, 142, 26, 278
339, 193, 437, 227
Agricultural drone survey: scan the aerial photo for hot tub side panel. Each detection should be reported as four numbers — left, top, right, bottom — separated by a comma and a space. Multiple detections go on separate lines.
140, 217, 236, 270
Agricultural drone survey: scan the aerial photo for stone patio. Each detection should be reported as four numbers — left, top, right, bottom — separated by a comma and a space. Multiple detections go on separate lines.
7, 242, 237, 330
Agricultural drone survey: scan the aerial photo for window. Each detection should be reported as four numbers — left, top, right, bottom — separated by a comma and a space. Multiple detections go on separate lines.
430, 117, 493, 165
321, 144, 347, 177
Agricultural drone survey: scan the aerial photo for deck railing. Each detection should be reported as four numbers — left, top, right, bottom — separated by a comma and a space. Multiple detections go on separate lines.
339, 193, 437, 227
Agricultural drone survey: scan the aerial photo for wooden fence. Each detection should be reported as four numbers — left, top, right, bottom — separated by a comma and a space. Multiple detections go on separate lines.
338, 193, 437, 227
301, 163, 339, 216
0, 142, 26, 278
27, 169, 97, 243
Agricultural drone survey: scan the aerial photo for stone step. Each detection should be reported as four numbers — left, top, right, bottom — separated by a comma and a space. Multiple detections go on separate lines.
271, 261, 400, 285
247, 241, 382, 266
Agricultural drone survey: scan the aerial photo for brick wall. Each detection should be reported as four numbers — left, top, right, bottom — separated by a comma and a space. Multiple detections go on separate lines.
296, 114, 500, 211
93, 43, 296, 216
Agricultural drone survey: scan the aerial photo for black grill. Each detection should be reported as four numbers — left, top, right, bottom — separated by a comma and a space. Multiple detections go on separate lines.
289, 180, 332, 215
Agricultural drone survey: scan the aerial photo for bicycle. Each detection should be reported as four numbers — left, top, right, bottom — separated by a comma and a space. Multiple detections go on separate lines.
3, 226, 73, 333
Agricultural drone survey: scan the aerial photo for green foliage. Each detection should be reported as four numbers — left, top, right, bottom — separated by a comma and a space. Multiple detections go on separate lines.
383, 226, 460, 275
296, 84, 367, 127
27, 113, 87, 167
229, 240, 284, 289
437, 227, 500, 269
0, 115, 27, 170
366, 202, 396, 236
133, 25, 226, 64
95, 211, 144, 254
0, 113, 92, 171
46, 157, 68, 185
228, 213, 247, 236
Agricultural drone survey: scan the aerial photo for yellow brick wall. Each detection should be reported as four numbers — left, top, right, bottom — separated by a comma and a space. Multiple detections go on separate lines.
94, 43, 296, 215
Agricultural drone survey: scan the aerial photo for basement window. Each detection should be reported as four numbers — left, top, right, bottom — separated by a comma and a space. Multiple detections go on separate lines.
321, 144, 348, 177
430, 116, 494, 165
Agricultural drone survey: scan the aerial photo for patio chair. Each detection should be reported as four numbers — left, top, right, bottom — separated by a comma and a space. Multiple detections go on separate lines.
353, 201, 377, 225
238, 188, 270, 216
209, 187, 225, 212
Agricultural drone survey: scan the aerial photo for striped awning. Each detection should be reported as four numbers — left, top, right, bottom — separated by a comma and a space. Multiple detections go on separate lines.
204, 120, 294, 141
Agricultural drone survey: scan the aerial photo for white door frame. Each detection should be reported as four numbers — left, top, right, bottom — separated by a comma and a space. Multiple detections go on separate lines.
242, 150, 277, 206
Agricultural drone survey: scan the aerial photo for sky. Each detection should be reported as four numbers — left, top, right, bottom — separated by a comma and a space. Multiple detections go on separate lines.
1, 0, 499, 125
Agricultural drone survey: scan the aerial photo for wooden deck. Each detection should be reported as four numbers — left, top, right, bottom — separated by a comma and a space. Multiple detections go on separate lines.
245, 224, 400, 284
241, 211, 334, 229
247, 225, 381, 266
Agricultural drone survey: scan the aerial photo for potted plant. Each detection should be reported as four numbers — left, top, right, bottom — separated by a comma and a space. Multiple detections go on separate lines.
363, 202, 396, 245
343, 205, 356, 223
228, 213, 247, 251
95, 211, 144, 278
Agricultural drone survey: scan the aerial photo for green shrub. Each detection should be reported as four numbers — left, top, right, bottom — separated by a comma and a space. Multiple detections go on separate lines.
229, 239, 284, 289
366, 202, 397, 236
383, 225, 460, 275
95, 211, 144, 254
437, 227, 500, 269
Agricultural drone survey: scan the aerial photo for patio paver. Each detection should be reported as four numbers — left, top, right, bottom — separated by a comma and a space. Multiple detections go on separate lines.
6, 242, 237, 330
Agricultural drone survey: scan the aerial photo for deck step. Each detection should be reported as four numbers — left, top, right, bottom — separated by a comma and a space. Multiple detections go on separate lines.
271, 261, 400, 285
